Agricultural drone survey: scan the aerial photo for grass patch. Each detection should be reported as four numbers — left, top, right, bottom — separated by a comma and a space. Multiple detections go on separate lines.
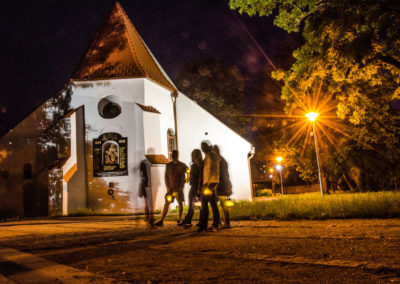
232, 191, 400, 220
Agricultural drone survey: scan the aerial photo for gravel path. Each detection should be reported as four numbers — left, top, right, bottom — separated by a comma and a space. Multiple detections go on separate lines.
0, 217, 399, 283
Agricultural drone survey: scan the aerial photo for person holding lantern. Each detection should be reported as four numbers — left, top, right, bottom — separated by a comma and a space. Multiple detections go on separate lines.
155, 150, 188, 227
198, 141, 220, 232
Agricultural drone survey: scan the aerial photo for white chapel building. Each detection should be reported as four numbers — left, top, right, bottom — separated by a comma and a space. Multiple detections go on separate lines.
0, 2, 253, 217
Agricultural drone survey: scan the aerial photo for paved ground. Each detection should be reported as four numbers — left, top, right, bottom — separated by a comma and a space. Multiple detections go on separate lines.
0, 217, 399, 283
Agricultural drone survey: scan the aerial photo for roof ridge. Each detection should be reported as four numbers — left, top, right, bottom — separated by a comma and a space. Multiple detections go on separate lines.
115, 2, 146, 77
116, 2, 177, 91
71, 2, 177, 92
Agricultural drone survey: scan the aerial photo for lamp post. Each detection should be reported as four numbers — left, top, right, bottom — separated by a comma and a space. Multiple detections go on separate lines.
269, 168, 275, 194
275, 156, 284, 194
306, 112, 324, 197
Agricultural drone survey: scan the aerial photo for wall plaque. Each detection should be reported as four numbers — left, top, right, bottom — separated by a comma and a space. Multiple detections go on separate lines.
93, 133, 128, 177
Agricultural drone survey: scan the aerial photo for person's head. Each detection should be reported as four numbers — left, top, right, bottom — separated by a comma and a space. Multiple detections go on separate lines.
171, 150, 179, 162
201, 140, 212, 153
213, 145, 220, 156
191, 149, 203, 164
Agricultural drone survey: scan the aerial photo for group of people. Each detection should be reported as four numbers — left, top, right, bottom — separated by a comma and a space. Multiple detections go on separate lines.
140, 141, 232, 232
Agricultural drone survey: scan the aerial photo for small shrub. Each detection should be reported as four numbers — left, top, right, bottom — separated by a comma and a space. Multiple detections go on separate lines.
255, 188, 273, 197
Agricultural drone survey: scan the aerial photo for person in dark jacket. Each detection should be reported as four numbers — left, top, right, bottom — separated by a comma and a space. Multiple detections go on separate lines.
213, 145, 232, 229
198, 141, 220, 232
156, 150, 188, 226
181, 149, 203, 228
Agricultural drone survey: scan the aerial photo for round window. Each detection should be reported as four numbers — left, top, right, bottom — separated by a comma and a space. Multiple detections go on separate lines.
98, 96, 121, 119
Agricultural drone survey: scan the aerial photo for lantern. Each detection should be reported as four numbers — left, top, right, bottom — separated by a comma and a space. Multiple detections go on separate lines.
203, 187, 212, 196
165, 193, 174, 203
225, 198, 234, 207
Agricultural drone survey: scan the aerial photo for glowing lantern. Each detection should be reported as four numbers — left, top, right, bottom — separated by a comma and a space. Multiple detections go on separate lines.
165, 193, 173, 203
225, 198, 235, 207
203, 187, 212, 196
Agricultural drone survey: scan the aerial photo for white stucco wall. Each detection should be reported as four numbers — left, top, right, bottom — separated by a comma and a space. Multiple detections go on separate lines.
68, 78, 176, 213
52, 77, 251, 213
176, 93, 253, 201
143, 80, 176, 157
70, 79, 147, 213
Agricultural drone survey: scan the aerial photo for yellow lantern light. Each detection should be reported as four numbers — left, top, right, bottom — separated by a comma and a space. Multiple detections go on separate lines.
225, 198, 235, 207
185, 168, 191, 183
165, 193, 173, 203
203, 187, 212, 196
276, 156, 283, 163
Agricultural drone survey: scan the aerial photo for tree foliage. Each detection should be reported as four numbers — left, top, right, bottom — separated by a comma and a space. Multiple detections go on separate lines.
176, 58, 248, 134
231, 0, 400, 190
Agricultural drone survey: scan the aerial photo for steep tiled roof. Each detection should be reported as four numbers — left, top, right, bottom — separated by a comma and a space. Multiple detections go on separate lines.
72, 2, 177, 92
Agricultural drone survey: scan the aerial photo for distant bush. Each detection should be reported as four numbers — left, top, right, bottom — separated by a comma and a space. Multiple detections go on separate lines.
231, 191, 400, 220
255, 188, 274, 197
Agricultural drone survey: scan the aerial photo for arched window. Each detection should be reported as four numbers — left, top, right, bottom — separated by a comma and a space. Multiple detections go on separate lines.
23, 163, 32, 179
167, 128, 176, 160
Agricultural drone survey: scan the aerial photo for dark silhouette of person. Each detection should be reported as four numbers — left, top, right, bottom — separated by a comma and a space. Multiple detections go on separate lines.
181, 149, 203, 228
139, 158, 155, 228
213, 145, 232, 229
156, 150, 188, 226
198, 141, 220, 232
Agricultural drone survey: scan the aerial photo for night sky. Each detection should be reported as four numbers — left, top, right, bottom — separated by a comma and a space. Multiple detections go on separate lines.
0, 0, 298, 136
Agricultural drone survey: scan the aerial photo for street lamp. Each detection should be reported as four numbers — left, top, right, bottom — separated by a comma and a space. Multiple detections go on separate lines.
275, 163, 284, 195
269, 168, 275, 193
306, 112, 324, 197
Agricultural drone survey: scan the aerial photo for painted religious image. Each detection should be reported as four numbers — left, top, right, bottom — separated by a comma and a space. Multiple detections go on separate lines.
103, 142, 119, 165
93, 132, 128, 177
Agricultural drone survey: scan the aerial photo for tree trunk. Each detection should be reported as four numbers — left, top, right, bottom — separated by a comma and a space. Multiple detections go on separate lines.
342, 172, 355, 192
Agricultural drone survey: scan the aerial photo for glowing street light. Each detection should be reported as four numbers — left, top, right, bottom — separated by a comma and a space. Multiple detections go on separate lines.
306, 112, 324, 197
275, 163, 284, 195
306, 112, 319, 122
276, 156, 283, 163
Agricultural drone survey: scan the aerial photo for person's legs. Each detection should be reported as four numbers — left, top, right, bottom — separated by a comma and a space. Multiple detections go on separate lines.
183, 188, 195, 225
175, 189, 185, 224
206, 183, 220, 229
199, 194, 209, 231
178, 201, 184, 223
156, 202, 170, 226
161, 202, 169, 221
218, 195, 230, 227
209, 192, 220, 229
